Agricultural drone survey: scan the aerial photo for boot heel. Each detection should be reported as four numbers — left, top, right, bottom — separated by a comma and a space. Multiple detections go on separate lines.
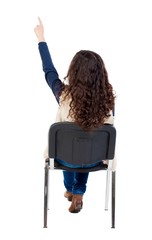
69, 195, 83, 213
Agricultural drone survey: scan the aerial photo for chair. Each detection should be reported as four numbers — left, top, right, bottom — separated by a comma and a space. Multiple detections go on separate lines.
44, 122, 117, 228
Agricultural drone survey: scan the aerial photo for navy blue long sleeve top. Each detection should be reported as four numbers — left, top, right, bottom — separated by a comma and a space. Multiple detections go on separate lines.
38, 42, 63, 103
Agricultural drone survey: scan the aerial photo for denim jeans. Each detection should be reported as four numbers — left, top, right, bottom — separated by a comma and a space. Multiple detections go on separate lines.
55, 159, 100, 195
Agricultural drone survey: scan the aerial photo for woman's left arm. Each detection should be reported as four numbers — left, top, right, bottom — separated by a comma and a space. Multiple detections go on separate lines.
34, 17, 63, 103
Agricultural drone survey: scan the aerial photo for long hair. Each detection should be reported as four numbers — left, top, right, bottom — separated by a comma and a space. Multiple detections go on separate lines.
61, 50, 115, 130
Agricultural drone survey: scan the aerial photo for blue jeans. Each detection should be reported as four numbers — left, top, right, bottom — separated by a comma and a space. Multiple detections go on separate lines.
55, 159, 100, 195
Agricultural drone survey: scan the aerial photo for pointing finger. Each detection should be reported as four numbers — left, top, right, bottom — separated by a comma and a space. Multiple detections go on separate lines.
38, 17, 43, 25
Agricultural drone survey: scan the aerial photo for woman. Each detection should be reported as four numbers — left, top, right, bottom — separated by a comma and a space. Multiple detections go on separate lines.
34, 17, 115, 213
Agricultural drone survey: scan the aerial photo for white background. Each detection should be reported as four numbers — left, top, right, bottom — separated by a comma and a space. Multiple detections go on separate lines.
0, 0, 152, 239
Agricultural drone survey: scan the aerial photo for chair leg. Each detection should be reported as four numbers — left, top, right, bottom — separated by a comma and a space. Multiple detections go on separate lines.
105, 170, 110, 210
44, 158, 50, 228
111, 171, 116, 228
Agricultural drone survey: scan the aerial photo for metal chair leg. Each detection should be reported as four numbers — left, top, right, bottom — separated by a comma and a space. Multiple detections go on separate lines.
105, 170, 110, 210
111, 171, 116, 228
44, 158, 50, 228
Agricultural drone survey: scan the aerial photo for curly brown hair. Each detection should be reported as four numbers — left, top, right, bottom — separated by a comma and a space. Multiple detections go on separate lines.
61, 50, 115, 130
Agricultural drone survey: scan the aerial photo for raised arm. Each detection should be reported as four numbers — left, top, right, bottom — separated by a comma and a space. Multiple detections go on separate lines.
34, 17, 63, 103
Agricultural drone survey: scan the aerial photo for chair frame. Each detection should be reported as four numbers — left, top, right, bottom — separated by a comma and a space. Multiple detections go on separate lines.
43, 122, 116, 228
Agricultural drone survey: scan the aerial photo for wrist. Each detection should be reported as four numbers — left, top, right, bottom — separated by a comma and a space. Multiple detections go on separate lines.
38, 37, 45, 43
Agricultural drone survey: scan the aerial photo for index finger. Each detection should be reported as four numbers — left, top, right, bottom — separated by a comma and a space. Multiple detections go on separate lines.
38, 17, 43, 25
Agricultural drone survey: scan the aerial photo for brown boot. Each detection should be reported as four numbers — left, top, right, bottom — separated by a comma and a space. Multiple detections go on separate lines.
68, 194, 83, 213
64, 191, 73, 202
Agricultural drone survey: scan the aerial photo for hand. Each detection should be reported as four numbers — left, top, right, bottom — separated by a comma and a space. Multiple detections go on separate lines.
34, 17, 45, 42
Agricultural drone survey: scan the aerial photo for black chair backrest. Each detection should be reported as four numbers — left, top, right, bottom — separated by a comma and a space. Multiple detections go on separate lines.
48, 122, 116, 167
